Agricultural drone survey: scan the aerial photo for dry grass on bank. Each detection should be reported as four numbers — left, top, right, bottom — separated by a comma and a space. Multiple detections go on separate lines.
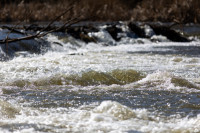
0, 0, 199, 23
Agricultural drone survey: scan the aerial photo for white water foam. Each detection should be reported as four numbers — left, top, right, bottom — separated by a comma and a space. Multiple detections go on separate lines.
0, 101, 199, 133
0, 34, 200, 91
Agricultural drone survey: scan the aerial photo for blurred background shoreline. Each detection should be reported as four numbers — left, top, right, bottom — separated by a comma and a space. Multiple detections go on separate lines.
0, 0, 199, 23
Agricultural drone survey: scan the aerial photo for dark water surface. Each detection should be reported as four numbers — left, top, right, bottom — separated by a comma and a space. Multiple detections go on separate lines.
2, 87, 200, 117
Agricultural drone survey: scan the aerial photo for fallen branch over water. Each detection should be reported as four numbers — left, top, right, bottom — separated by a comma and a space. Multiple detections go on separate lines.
0, 1, 80, 44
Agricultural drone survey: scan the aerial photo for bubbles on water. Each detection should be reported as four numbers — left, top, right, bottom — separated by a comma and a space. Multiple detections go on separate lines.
94, 101, 137, 120
0, 100, 199, 133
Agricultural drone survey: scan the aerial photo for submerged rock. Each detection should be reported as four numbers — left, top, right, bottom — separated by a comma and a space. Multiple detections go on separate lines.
24, 24, 43, 31
66, 26, 98, 43
79, 33, 97, 43
128, 22, 190, 42
128, 22, 146, 38
105, 25, 122, 41
150, 26, 190, 42
0, 38, 50, 60
0, 28, 51, 60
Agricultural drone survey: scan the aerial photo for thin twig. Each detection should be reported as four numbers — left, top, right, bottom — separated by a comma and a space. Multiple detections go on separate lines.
2, 25, 26, 35
38, 15, 81, 37
0, 1, 79, 44
38, 0, 76, 33
0, 0, 94, 45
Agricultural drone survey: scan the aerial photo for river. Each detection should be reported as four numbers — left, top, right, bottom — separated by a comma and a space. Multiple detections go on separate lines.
0, 22, 200, 133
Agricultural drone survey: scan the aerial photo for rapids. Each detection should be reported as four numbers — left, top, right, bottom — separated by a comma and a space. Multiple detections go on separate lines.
0, 22, 200, 133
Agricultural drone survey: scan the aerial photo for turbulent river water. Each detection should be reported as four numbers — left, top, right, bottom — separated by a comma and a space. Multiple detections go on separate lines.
0, 23, 200, 133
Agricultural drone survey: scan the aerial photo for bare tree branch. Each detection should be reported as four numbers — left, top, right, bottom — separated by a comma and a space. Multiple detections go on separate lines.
0, 1, 81, 45
38, 0, 77, 33
2, 25, 26, 35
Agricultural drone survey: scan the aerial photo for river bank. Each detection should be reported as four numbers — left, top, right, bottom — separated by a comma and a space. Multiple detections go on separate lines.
0, 0, 200, 23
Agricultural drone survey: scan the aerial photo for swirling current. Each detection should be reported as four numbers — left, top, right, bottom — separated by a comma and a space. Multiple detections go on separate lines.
0, 23, 200, 133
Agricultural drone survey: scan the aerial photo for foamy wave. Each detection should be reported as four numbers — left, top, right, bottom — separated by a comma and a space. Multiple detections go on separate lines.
0, 101, 199, 133
136, 71, 200, 90
93, 101, 148, 120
